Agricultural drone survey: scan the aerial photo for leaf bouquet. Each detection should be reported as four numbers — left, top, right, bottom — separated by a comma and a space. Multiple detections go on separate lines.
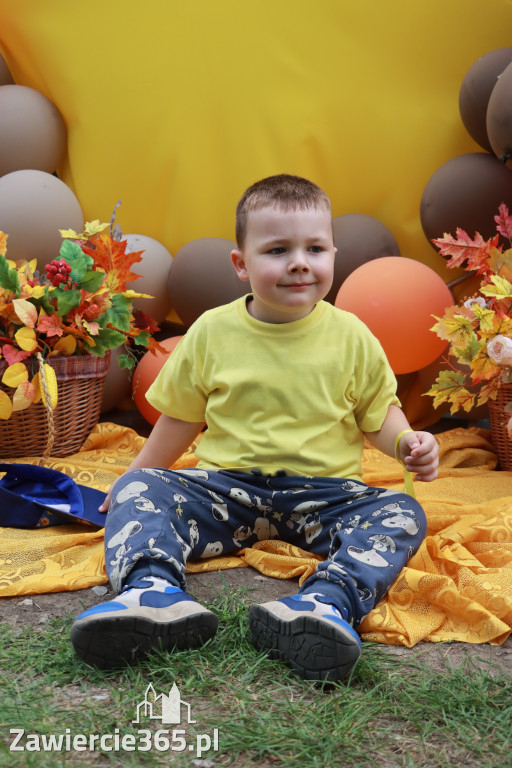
0, 222, 161, 420
427, 204, 512, 430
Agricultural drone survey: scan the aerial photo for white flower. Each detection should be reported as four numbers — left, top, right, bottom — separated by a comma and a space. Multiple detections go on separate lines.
464, 297, 487, 312
487, 335, 512, 366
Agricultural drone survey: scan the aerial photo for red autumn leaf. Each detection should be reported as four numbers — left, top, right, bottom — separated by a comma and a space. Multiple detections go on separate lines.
132, 308, 160, 335
37, 313, 64, 338
432, 229, 494, 270
82, 233, 143, 293
494, 203, 512, 244
2, 343, 31, 365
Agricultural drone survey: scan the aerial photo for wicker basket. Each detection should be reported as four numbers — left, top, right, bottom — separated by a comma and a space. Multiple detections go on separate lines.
488, 382, 512, 470
0, 353, 110, 459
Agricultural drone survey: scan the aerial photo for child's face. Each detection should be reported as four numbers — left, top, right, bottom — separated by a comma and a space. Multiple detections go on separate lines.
231, 205, 336, 323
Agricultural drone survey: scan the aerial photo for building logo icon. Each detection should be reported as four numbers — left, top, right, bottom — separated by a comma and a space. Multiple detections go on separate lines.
133, 683, 196, 725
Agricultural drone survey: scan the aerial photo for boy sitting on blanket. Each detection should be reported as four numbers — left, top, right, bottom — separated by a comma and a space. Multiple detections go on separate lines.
71, 174, 439, 681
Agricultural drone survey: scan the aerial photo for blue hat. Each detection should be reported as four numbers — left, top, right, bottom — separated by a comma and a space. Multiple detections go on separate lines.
0, 463, 107, 529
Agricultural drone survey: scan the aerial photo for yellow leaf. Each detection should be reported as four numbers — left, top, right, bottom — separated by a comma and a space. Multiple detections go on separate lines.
59, 228, 81, 239
2, 362, 29, 388
30, 285, 45, 299
480, 275, 512, 299
84, 220, 109, 235
31, 372, 41, 403
14, 327, 38, 352
0, 391, 13, 419
41, 364, 58, 409
52, 335, 76, 355
12, 380, 36, 412
0, 231, 7, 256
12, 298, 38, 328
123, 289, 154, 299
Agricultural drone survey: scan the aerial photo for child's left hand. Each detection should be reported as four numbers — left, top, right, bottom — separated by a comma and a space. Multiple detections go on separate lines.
398, 431, 439, 482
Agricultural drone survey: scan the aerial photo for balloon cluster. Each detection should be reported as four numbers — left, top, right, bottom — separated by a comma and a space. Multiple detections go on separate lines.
421, 48, 512, 244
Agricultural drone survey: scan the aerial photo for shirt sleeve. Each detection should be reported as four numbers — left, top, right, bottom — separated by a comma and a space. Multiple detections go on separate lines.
353, 334, 401, 433
145, 326, 208, 422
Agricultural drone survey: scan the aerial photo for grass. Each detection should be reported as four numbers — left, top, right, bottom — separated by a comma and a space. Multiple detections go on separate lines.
1, 586, 511, 768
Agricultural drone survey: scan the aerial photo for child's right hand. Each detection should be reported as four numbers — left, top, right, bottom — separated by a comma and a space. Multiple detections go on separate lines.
99, 484, 114, 513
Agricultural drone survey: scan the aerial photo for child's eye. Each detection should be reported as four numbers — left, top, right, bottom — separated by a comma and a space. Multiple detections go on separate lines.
309, 245, 324, 253
268, 247, 286, 255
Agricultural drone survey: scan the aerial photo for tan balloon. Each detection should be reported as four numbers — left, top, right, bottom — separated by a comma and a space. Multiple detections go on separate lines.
124, 233, 173, 322
0, 52, 14, 85
168, 237, 247, 327
0, 170, 84, 268
0, 85, 67, 176
487, 61, 512, 167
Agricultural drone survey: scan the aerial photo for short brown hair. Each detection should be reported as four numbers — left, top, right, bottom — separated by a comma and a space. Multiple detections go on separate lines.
235, 173, 331, 247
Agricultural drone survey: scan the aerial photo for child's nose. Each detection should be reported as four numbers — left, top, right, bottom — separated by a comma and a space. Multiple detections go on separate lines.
289, 250, 310, 271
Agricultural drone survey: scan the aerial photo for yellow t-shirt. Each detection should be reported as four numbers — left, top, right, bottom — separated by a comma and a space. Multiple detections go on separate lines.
146, 296, 400, 480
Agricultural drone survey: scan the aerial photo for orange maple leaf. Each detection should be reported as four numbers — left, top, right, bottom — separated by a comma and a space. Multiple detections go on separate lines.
494, 203, 512, 244
432, 229, 498, 272
36, 314, 64, 338
82, 234, 143, 293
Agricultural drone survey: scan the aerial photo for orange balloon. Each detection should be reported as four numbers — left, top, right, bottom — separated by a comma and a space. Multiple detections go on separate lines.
335, 257, 452, 374
132, 336, 183, 424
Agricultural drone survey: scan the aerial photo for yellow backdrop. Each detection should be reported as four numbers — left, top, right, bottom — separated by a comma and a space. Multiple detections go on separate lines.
0, 0, 510, 277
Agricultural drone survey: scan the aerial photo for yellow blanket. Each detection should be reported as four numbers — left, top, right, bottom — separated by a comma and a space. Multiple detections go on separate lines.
1, 423, 511, 647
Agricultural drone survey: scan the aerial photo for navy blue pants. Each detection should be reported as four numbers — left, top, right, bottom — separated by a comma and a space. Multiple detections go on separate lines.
104, 468, 427, 627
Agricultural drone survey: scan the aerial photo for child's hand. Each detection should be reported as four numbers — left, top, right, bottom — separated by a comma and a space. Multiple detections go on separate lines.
99, 484, 114, 513
398, 431, 439, 482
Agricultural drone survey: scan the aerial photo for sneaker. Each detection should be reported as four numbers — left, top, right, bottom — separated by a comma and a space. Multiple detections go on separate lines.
70, 577, 218, 669
249, 592, 361, 682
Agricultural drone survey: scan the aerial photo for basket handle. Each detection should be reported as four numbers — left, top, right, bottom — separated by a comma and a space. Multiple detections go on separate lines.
36, 353, 55, 462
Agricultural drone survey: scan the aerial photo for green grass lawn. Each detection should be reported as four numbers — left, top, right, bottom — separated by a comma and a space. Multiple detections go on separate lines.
1, 586, 510, 768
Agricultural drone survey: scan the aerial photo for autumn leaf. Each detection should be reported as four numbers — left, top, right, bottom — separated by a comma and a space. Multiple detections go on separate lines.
494, 203, 512, 243
0, 390, 13, 420
14, 327, 38, 352
2, 344, 31, 365
449, 387, 476, 414
12, 380, 36, 412
431, 306, 476, 346
0, 231, 7, 256
82, 234, 143, 293
2, 362, 29, 388
477, 377, 502, 406
470, 346, 502, 381
37, 313, 64, 338
52, 335, 76, 355
432, 229, 493, 270
424, 369, 469, 411
480, 274, 512, 300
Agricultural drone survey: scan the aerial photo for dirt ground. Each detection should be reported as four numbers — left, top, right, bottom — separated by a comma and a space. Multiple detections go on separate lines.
2, 566, 512, 678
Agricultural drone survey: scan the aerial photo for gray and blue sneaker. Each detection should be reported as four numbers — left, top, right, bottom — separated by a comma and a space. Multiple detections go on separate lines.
71, 577, 218, 669
249, 592, 361, 682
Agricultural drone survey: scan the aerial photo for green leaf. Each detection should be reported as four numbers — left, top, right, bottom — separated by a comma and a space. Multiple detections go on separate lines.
60, 239, 94, 283
102, 293, 132, 332
53, 286, 81, 317
132, 330, 150, 347
118, 353, 136, 370
453, 337, 483, 364
79, 270, 105, 292
0, 254, 20, 294
85, 328, 127, 356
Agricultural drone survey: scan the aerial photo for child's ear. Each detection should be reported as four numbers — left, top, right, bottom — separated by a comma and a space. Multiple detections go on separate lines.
231, 249, 250, 281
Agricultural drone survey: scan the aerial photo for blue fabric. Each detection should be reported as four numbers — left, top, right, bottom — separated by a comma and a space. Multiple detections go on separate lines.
0, 463, 107, 528
105, 467, 427, 627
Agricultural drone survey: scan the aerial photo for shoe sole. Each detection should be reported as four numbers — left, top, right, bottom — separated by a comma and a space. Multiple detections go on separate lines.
71, 610, 218, 669
249, 604, 361, 683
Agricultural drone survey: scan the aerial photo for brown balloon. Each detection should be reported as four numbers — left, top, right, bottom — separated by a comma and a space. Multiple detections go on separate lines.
0, 52, 14, 85
0, 170, 84, 268
168, 237, 247, 326
327, 213, 400, 303
100, 346, 132, 414
487, 61, 512, 168
124, 233, 173, 322
420, 153, 512, 244
459, 48, 512, 153
0, 85, 67, 176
